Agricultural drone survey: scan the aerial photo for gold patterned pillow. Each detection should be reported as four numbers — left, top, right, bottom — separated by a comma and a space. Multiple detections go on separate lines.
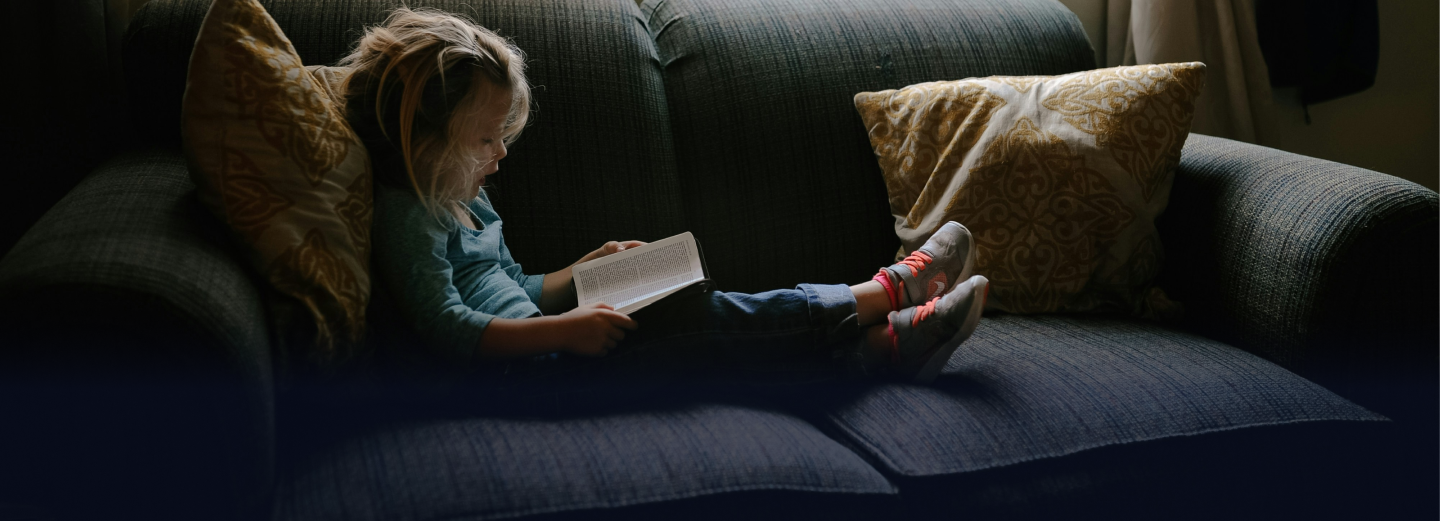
855, 63, 1206, 317
182, 0, 371, 353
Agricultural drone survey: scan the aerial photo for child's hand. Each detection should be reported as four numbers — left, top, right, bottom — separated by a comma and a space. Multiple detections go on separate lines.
555, 303, 639, 356
576, 240, 647, 265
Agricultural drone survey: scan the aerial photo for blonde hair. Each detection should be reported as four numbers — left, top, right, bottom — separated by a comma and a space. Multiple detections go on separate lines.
340, 7, 530, 220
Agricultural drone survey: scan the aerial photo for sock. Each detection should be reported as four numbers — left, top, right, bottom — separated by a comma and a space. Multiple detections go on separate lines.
872, 270, 901, 312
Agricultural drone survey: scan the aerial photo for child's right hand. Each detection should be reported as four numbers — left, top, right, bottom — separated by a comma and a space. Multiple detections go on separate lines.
555, 303, 638, 356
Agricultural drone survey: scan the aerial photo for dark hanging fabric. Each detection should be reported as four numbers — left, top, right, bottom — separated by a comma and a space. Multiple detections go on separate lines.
1254, 0, 1380, 108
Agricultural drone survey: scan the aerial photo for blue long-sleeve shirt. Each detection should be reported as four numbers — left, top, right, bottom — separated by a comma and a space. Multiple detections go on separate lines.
371, 183, 544, 357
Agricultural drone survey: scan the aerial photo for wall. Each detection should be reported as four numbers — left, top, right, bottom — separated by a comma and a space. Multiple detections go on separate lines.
1255, 1, 1438, 190
1056, 0, 1438, 190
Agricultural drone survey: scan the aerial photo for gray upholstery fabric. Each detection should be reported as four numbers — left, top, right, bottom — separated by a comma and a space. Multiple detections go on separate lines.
1161, 134, 1439, 367
124, 0, 686, 273
12, 1, 1421, 519
0, 149, 274, 520
275, 405, 897, 520
823, 313, 1384, 478
0, 149, 272, 385
0, 149, 272, 362
643, 0, 1096, 293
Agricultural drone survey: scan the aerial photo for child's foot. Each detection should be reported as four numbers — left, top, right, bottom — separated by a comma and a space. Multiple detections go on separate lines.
888, 274, 988, 384
879, 222, 975, 310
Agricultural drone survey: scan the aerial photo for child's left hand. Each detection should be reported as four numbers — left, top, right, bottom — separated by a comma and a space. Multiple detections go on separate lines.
576, 240, 646, 265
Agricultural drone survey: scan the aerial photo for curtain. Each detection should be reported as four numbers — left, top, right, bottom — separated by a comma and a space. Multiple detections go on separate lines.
1102, 0, 1274, 143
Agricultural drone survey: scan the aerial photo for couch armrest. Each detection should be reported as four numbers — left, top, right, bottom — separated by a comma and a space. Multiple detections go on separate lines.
0, 149, 274, 520
1158, 134, 1438, 370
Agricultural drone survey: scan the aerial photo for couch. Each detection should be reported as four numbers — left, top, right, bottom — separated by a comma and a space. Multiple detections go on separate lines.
0, 0, 1434, 519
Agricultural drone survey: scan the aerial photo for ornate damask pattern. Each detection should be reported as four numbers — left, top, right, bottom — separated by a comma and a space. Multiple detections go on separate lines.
222, 5, 351, 187
1041, 64, 1204, 201
1063, 234, 1168, 316
947, 118, 1135, 312
268, 230, 366, 346
184, 0, 373, 354
854, 63, 1205, 317
984, 75, 1046, 94
336, 170, 374, 260
220, 148, 294, 244
855, 82, 1006, 228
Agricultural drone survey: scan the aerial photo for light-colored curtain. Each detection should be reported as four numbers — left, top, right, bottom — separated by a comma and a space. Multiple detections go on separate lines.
1101, 0, 1273, 143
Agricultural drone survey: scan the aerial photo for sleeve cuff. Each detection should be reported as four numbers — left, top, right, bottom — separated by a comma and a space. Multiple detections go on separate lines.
447, 310, 495, 362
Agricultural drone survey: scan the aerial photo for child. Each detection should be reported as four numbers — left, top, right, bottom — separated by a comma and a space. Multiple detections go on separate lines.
345, 8, 988, 389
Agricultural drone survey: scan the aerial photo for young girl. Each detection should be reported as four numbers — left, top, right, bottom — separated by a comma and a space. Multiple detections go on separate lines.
345, 8, 988, 392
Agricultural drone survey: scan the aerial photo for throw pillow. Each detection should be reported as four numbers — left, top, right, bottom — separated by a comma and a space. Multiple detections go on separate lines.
854, 63, 1206, 317
182, 0, 372, 354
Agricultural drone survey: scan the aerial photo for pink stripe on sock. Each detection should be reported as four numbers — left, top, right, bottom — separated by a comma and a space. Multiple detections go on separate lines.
873, 271, 900, 312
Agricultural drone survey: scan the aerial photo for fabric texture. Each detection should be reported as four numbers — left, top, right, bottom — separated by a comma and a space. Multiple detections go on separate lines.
273, 405, 897, 521
127, 0, 686, 275
822, 312, 1386, 478
182, 0, 373, 352
854, 63, 1206, 317
371, 184, 543, 360
42, 1, 1425, 520
644, 0, 1096, 294
0, 149, 276, 520
306, 65, 351, 101
1160, 134, 1439, 368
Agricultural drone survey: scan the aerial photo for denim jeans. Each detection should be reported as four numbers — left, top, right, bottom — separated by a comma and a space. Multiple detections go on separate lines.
494, 284, 865, 410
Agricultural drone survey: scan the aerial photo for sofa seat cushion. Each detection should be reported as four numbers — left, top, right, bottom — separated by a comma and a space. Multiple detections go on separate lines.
812, 314, 1393, 515
275, 405, 896, 521
825, 313, 1383, 478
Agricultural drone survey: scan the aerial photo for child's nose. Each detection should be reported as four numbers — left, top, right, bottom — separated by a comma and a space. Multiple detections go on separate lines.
495, 142, 508, 161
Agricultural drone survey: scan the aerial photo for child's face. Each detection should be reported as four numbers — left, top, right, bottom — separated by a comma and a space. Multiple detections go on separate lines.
459, 88, 512, 196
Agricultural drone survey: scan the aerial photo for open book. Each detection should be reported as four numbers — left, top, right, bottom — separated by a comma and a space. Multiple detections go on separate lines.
572, 232, 711, 314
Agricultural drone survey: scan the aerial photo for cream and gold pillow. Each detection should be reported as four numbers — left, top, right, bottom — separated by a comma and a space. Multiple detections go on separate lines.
855, 63, 1206, 317
182, 0, 371, 353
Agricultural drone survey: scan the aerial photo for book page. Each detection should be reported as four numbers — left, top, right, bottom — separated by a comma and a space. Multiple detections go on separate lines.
572, 232, 705, 314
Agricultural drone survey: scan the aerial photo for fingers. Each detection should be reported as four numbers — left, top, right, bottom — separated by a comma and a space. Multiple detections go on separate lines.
600, 240, 647, 256
562, 303, 639, 357
584, 303, 637, 330
603, 311, 639, 330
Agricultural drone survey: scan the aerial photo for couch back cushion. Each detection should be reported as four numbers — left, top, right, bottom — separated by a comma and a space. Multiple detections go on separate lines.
126, 0, 684, 272
644, 0, 1096, 292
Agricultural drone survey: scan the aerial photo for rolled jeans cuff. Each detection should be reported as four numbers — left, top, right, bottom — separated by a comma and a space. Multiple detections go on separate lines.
797, 283, 860, 346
